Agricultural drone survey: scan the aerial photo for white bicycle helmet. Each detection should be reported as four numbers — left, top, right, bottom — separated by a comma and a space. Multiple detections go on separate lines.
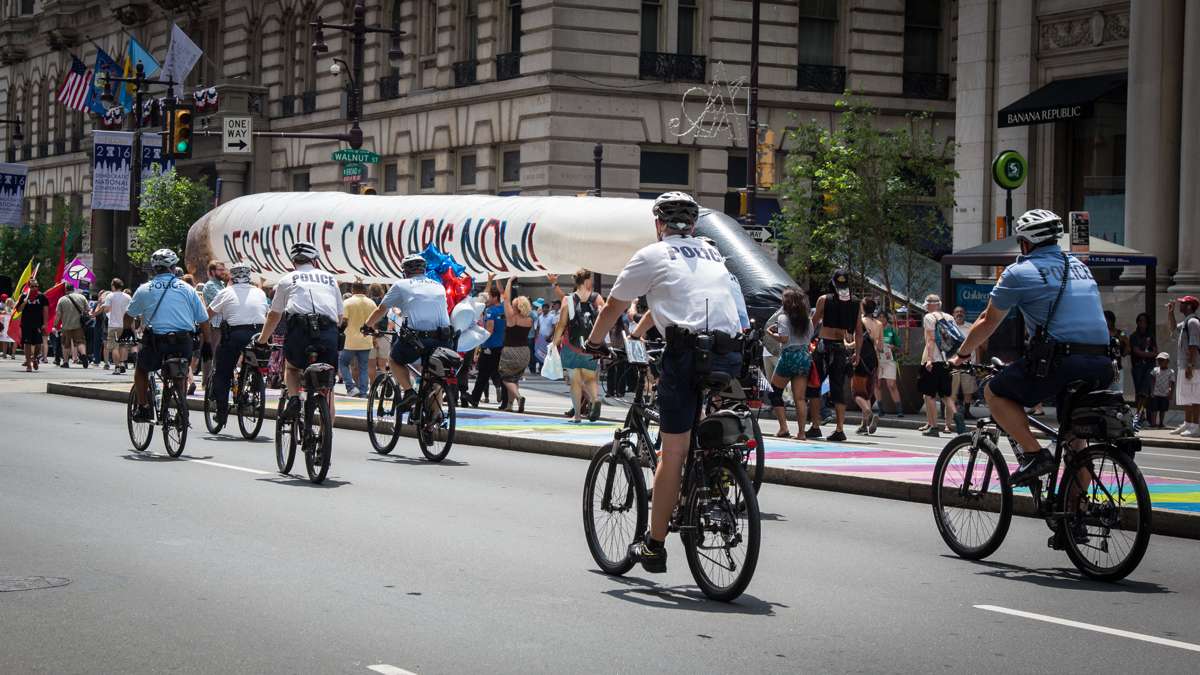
289, 241, 320, 263
652, 191, 700, 231
229, 261, 253, 284
401, 253, 427, 275
150, 248, 179, 270
1013, 209, 1062, 246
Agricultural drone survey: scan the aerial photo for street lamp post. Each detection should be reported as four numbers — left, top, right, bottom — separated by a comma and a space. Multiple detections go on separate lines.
310, 0, 405, 150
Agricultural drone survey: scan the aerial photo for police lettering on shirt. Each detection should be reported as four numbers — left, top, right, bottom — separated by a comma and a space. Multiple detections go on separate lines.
269, 263, 344, 322
610, 235, 741, 336
381, 277, 450, 331
989, 244, 1108, 345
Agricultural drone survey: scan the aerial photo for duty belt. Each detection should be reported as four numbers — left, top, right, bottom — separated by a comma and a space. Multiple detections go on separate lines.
1054, 343, 1111, 357
664, 326, 742, 354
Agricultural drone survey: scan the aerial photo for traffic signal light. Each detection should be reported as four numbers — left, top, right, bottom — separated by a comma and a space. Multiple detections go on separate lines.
756, 130, 776, 189
359, 185, 377, 195
170, 109, 193, 159
737, 190, 749, 217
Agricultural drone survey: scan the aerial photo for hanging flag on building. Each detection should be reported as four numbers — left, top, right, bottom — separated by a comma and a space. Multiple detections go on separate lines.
128, 37, 160, 77
91, 130, 133, 211
160, 24, 202, 98
56, 56, 94, 112
86, 48, 121, 114
0, 163, 28, 225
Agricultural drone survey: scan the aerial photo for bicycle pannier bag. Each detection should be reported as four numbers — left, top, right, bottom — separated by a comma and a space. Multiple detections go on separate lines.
697, 409, 753, 449
1070, 390, 1136, 441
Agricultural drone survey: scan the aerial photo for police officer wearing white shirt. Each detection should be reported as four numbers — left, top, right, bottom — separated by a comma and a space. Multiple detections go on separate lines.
586, 191, 743, 574
361, 254, 451, 406
207, 261, 269, 425
256, 242, 345, 419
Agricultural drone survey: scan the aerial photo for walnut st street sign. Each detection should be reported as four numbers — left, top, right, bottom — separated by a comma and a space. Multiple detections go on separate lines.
331, 149, 380, 164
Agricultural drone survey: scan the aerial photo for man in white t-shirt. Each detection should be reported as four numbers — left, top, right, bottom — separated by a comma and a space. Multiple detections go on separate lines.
585, 191, 742, 574
94, 278, 132, 374
920, 294, 957, 436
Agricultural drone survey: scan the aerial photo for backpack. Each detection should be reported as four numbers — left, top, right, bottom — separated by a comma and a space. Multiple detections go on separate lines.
568, 292, 599, 347
932, 312, 965, 357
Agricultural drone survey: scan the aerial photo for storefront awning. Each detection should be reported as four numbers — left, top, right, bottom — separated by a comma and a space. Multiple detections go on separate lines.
997, 73, 1126, 128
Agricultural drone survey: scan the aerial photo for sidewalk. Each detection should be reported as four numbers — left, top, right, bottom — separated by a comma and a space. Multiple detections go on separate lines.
46, 378, 1200, 540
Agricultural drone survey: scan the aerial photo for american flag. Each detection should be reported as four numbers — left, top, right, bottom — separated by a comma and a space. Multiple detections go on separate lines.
56, 56, 93, 112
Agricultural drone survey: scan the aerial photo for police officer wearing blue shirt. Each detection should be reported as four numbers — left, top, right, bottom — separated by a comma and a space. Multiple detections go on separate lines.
951, 209, 1112, 485
361, 254, 452, 408
122, 248, 212, 421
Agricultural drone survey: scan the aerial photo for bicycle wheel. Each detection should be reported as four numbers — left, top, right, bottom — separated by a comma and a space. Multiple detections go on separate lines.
304, 394, 333, 484
683, 456, 760, 602
127, 386, 154, 452
931, 433, 1012, 560
746, 413, 765, 494
366, 373, 401, 455
237, 371, 267, 440
1060, 446, 1152, 581
416, 381, 456, 462
274, 394, 297, 474
203, 384, 223, 434
582, 442, 648, 575
161, 381, 189, 458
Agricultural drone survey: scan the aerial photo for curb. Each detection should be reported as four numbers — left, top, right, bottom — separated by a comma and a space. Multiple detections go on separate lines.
47, 382, 1200, 541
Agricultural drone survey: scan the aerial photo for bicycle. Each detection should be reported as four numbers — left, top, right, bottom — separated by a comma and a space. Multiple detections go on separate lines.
126, 346, 191, 458
583, 338, 762, 601
931, 360, 1152, 581
203, 341, 270, 439
365, 329, 461, 462
273, 343, 336, 484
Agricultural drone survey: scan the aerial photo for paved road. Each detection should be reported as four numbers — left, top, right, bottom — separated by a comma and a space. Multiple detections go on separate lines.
2, 388, 1200, 674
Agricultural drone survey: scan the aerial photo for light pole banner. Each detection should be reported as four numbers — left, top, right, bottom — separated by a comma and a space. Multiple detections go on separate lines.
140, 134, 174, 194
92, 130, 134, 211
186, 192, 660, 284
0, 163, 28, 225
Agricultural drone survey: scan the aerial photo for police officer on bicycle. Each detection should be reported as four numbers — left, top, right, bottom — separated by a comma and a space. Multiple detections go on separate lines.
255, 242, 345, 420
207, 261, 269, 426
123, 249, 212, 421
360, 254, 451, 408
950, 209, 1112, 485
585, 191, 743, 573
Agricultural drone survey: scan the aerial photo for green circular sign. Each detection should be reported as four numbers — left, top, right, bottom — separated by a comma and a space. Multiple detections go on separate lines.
992, 150, 1027, 190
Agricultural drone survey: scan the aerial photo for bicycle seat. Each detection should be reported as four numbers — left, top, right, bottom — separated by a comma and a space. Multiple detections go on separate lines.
703, 371, 746, 401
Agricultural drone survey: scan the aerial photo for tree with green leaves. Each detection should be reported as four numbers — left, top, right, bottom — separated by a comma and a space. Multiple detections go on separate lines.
0, 202, 87, 290
132, 168, 213, 266
772, 98, 957, 319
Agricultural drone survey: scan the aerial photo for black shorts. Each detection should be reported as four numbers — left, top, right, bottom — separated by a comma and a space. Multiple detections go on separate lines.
918, 362, 952, 398
987, 354, 1114, 409
657, 348, 742, 434
390, 334, 450, 366
1151, 395, 1171, 413
284, 322, 339, 370
20, 323, 43, 346
137, 332, 194, 373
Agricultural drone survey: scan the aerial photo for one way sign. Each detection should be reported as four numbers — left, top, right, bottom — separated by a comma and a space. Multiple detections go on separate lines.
223, 116, 252, 154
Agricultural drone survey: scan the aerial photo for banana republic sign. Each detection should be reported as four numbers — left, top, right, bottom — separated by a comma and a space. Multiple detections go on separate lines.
996, 73, 1126, 129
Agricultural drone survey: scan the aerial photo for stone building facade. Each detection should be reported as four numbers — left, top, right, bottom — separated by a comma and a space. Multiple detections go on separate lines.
953, 0, 1200, 317
1, 0, 957, 283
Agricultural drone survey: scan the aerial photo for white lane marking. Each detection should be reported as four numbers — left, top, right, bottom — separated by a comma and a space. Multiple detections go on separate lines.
974, 605, 1200, 653
187, 459, 272, 475
1140, 450, 1200, 460
367, 666, 418, 675
1139, 465, 1200, 476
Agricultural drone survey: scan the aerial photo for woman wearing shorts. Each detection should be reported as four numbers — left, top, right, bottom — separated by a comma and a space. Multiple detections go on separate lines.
766, 288, 813, 438
876, 313, 903, 416
497, 276, 533, 412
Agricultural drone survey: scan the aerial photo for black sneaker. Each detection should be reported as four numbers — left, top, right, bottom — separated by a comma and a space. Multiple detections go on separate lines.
628, 538, 667, 573
1010, 449, 1055, 486
398, 389, 418, 410
283, 396, 302, 421
805, 426, 823, 439
827, 430, 847, 442
132, 404, 154, 423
